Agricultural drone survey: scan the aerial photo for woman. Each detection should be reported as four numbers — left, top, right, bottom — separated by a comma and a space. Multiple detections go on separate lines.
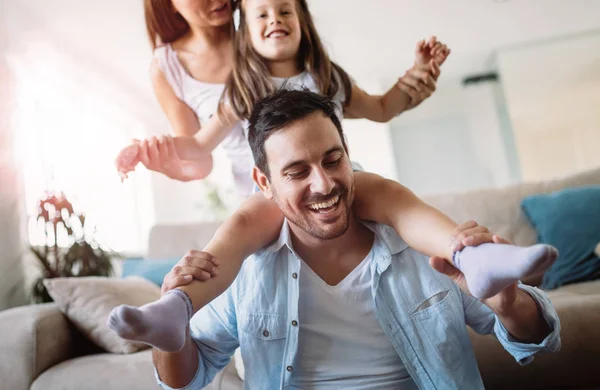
140, 0, 438, 197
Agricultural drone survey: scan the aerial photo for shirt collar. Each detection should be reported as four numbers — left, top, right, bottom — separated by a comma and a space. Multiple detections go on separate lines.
263, 219, 408, 257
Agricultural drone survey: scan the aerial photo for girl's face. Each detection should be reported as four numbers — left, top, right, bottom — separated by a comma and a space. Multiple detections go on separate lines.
244, 0, 302, 63
171, 0, 232, 27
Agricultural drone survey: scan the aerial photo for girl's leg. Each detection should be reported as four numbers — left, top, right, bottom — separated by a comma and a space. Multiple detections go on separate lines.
353, 172, 557, 299
108, 194, 284, 351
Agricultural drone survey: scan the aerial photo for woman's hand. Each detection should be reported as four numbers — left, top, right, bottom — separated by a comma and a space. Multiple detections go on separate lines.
396, 61, 440, 110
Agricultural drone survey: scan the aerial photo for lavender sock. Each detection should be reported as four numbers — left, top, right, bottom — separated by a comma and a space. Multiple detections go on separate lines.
453, 243, 558, 299
107, 289, 193, 352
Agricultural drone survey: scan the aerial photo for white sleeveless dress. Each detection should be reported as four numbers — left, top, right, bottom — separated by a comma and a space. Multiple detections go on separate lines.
153, 44, 255, 198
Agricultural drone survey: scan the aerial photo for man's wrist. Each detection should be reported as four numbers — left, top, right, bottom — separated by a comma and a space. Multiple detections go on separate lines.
493, 290, 551, 344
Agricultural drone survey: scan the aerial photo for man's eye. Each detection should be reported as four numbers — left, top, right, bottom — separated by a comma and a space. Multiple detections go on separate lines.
325, 157, 342, 167
288, 170, 308, 179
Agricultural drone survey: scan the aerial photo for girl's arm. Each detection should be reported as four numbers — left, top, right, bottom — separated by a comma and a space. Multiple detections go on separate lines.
170, 106, 238, 162
175, 193, 284, 312
344, 62, 439, 123
352, 171, 457, 261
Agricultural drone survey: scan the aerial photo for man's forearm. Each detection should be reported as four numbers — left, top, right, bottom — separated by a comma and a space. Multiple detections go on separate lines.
494, 290, 551, 344
153, 330, 200, 389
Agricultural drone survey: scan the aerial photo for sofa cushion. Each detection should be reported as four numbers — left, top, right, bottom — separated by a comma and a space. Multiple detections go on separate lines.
522, 185, 600, 289
423, 165, 600, 248
31, 350, 157, 390
43, 276, 160, 354
31, 350, 242, 390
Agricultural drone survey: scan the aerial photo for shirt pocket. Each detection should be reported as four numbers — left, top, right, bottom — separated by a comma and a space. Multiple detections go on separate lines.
238, 313, 289, 381
410, 289, 466, 371
239, 313, 288, 341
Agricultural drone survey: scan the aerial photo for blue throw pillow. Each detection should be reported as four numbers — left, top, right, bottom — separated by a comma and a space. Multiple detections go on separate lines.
122, 257, 180, 287
521, 185, 600, 290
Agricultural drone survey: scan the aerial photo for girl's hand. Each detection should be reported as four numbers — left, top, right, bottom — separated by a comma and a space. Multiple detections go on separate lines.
115, 142, 142, 181
415, 36, 451, 68
161, 250, 220, 295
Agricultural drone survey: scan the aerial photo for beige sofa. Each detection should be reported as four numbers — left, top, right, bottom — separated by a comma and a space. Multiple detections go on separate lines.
2, 166, 600, 390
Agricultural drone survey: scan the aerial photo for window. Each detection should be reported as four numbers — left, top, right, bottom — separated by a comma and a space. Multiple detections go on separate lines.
10, 41, 150, 252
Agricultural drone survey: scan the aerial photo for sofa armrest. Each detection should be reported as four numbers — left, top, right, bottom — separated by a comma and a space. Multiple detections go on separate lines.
0, 303, 76, 389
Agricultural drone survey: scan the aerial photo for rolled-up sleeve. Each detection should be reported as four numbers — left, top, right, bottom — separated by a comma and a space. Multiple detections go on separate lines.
154, 289, 239, 389
463, 283, 561, 365
154, 349, 206, 390
493, 284, 561, 364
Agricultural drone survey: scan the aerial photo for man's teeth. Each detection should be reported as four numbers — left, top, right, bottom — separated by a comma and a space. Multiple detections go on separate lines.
308, 195, 339, 210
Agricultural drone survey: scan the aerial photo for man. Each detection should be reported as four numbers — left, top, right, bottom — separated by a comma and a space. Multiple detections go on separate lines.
154, 90, 560, 389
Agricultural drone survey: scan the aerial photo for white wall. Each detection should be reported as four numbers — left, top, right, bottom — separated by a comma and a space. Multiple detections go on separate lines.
498, 32, 600, 181
389, 80, 495, 196
308, 0, 600, 195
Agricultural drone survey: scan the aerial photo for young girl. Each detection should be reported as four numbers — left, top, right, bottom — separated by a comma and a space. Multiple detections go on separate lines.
108, 0, 557, 352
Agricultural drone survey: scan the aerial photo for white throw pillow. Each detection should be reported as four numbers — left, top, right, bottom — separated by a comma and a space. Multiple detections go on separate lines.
43, 276, 161, 354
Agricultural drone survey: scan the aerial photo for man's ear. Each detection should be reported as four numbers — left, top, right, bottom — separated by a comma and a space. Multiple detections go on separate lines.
252, 166, 273, 200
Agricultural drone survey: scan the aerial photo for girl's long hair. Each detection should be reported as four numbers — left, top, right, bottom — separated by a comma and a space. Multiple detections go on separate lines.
222, 0, 352, 119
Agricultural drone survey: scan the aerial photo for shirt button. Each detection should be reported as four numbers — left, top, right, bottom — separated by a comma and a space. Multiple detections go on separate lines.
292, 273, 298, 279
263, 329, 270, 337
291, 320, 298, 326
287, 366, 293, 372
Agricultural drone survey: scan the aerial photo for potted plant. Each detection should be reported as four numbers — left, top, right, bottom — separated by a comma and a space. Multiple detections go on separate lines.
29, 192, 117, 303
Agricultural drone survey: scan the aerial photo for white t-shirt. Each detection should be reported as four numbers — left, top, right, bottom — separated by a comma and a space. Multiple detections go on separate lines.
289, 248, 418, 390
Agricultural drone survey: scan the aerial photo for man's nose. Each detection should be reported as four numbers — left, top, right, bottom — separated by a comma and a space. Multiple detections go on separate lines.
310, 167, 335, 195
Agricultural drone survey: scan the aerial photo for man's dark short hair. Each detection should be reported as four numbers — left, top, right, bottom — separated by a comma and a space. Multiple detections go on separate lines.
247, 89, 347, 178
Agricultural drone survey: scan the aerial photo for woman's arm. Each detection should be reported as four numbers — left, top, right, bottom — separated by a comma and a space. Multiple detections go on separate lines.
150, 59, 201, 137
141, 61, 213, 181
142, 60, 237, 177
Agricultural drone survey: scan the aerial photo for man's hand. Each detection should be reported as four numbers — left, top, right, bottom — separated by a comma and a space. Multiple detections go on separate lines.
430, 230, 519, 311
429, 223, 551, 343
161, 250, 220, 295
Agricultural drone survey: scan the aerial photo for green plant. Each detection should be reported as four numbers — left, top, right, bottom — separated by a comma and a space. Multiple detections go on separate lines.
30, 192, 117, 303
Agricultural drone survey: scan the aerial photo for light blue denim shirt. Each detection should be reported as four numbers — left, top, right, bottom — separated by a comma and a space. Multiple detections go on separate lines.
156, 221, 561, 390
